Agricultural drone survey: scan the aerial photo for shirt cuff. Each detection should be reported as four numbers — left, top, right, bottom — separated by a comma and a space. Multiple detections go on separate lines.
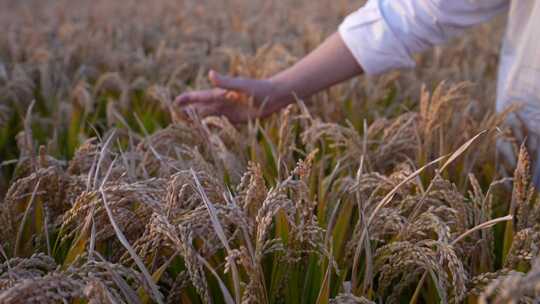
338, 0, 416, 76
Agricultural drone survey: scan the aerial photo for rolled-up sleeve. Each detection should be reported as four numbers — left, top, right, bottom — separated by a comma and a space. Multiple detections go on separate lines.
339, 0, 509, 75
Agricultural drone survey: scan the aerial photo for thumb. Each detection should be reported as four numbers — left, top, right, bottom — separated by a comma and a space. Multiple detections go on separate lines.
209, 70, 250, 92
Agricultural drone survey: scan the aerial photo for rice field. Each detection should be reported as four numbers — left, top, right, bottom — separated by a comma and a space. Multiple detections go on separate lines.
0, 0, 538, 303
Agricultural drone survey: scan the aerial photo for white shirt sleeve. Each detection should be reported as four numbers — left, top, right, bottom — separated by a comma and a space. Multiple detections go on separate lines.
339, 0, 509, 75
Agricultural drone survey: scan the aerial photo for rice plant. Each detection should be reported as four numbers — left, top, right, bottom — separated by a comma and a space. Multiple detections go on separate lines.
1, 0, 537, 303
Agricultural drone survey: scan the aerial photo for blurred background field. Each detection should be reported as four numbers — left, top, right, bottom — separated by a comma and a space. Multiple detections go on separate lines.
3, 1, 536, 303
0, 0, 505, 192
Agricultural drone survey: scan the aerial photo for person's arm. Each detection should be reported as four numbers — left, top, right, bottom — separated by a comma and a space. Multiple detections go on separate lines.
339, 0, 509, 75
175, 33, 362, 123
268, 32, 363, 110
175, 0, 509, 123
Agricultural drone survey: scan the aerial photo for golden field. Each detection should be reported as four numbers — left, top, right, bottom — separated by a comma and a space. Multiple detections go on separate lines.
0, 0, 537, 303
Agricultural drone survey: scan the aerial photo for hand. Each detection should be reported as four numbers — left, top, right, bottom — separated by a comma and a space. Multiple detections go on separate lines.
174, 33, 363, 123
174, 70, 285, 123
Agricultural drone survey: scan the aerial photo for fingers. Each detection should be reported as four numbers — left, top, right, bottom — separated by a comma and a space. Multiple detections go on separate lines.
173, 88, 227, 121
174, 91, 204, 106
176, 70, 255, 107
209, 70, 253, 92
174, 89, 223, 107
173, 100, 213, 122
172, 70, 258, 123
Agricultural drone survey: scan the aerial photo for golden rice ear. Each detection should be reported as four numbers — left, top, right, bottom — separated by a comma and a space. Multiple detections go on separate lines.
0, 1, 527, 302
0, 253, 57, 288
0, 272, 85, 303
468, 268, 513, 297
67, 137, 99, 175
203, 116, 243, 149
511, 143, 534, 230
236, 161, 267, 216
70, 81, 94, 114
83, 279, 115, 304
329, 293, 375, 304
94, 73, 126, 98
478, 258, 540, 303
170, 103, 193, 124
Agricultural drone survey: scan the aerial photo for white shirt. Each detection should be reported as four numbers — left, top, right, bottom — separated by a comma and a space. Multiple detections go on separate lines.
339, 0, 540, 136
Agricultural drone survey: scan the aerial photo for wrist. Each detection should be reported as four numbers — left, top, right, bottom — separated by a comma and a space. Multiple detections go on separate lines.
267, 76, 294, 111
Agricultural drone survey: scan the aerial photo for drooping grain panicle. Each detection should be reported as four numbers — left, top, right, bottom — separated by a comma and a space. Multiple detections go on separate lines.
0, 272, 85, 304
329, 293, 376, 304
479, 258, 540, 304
0, 253, 56, 291
511, 143, 536, 231
0, 1, 529, 303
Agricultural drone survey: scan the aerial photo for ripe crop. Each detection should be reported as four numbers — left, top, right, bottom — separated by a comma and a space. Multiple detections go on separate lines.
0, 0, 537, 303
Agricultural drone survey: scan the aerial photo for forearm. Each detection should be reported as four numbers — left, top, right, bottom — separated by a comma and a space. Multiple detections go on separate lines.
269, 32, 363, 108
